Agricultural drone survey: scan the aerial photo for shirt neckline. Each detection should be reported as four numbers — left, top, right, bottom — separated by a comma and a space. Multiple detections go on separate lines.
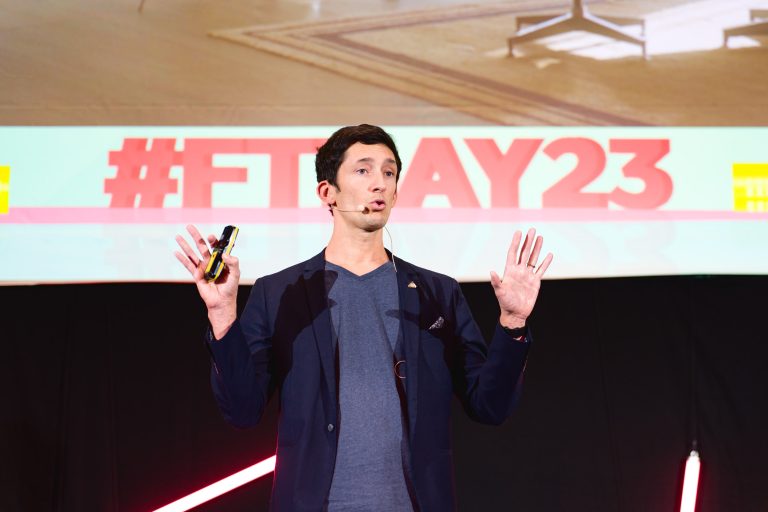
325, 260, 394, 281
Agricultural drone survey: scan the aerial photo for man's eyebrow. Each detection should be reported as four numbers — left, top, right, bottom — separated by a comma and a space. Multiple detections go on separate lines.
354, 157, 397, 165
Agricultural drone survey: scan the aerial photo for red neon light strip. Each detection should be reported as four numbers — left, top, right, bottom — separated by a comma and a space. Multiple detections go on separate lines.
153, 455, 276, 512
679, 450, 701, 512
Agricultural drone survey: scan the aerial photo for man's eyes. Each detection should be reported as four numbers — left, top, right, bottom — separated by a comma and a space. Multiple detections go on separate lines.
353, 168, 396, 176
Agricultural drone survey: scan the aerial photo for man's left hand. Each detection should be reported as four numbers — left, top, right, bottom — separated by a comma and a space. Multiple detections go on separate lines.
490, 228, 553, 329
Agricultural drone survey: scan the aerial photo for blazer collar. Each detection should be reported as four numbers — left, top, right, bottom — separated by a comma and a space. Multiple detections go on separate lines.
302, 248, 327, 274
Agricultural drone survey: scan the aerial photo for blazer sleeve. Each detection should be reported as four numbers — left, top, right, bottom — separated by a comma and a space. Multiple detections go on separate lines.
206, 277, 276, 429
451, 280, 531, 425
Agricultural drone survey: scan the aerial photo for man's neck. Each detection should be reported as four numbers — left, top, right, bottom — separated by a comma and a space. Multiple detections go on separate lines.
325, 228, 389, 276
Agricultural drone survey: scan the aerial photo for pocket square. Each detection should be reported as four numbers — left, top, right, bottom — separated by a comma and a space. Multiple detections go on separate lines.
428, 317, 444, 330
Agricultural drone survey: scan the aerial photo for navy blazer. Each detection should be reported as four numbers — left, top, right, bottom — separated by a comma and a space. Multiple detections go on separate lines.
207, 250, 530, 511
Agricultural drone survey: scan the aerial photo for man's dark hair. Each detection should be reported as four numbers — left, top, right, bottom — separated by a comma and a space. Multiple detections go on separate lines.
315, 124, 402, 188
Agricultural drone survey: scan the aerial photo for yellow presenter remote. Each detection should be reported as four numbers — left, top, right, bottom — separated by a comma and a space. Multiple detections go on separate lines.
204, 225, 239, 282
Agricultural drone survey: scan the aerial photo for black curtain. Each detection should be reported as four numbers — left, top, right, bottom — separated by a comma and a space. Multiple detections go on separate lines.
3, 276, 767, 511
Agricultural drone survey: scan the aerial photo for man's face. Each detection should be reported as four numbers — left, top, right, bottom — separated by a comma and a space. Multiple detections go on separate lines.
330, 142, 399, 232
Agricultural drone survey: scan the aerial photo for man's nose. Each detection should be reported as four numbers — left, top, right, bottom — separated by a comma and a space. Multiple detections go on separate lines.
371, 169, 387, 191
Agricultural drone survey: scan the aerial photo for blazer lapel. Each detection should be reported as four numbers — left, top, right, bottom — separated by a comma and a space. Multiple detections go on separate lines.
302, 250, 336, 405
395, 257, 420, 441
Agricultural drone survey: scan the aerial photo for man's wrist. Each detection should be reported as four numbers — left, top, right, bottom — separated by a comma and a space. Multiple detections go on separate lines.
208, 306, 237, 341
501, 323, 527, 340
500, 314, 527, 341
499, 313, 526, 330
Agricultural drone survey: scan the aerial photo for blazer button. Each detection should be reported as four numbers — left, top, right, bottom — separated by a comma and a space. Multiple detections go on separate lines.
327, 423, 334, 432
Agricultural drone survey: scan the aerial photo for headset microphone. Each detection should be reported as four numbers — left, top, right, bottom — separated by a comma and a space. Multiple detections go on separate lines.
330, 203, 369, 213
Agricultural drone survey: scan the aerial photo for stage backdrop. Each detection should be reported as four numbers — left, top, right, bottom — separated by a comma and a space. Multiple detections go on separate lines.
3, 276, 767, 511
1, 126, 767, 283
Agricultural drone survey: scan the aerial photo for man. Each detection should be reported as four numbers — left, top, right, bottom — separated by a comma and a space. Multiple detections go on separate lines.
175, 124, 552, 511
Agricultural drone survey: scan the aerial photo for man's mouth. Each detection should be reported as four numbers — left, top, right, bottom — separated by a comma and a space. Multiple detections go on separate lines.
369, 200, 386, 211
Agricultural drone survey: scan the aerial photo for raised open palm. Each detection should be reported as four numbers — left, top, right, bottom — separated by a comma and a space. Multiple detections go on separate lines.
490, 228, 553, 327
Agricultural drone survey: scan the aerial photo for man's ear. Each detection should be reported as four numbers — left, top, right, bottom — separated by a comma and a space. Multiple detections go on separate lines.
317, 180, 336, 207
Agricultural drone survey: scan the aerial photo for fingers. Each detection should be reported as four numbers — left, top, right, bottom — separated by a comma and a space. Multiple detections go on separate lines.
175, 224, 215, 282
527, 235, 544, 268
518, 228, 535, 265
222, 253, 241, 279
175, 245, 205, 276
535, 252, 554, 277
175, 234, 201, 268
186, 224, 212, 260
504, 228, 544, 277
502, 227, 552, 278
490, 270, 501, 290
174, 250, 197, 275
504, 230, 523, 276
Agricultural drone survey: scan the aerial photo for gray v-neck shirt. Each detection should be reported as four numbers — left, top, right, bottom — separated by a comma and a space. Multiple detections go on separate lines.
325, 261, 413, 511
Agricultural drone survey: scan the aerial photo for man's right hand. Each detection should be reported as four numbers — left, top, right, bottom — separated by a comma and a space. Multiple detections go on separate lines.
174, 224, 240, 340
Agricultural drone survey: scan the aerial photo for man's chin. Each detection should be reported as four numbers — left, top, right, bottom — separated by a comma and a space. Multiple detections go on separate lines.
361, 213, 390, 232
362, 222, 386, 233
